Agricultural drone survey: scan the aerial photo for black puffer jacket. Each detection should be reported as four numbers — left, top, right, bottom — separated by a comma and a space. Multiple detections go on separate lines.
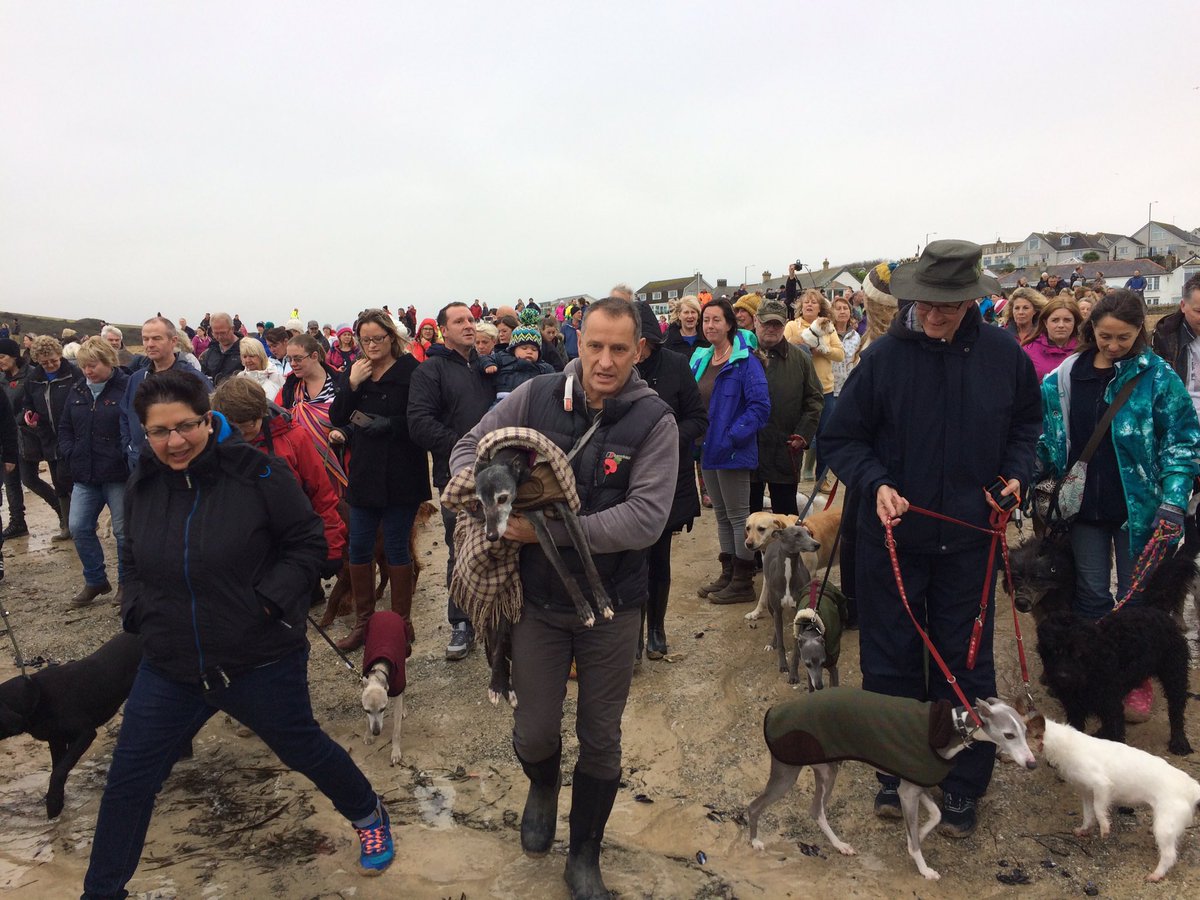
1150, 309, 1192, 383
0, 361, 39, 461
662, 324, 708, 359
329, 354, 432, 507
21, 360, 81, 461
58, 369, 131, 484
408, 343, 494, 489
121, 418, 326, 684
636, 345, 708, 530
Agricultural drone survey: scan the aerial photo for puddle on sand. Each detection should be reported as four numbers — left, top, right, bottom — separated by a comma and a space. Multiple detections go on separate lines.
412, 780, 458, 830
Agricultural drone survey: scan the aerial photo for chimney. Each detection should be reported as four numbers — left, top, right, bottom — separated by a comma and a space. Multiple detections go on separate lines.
822, 258, 830, 271
761, 270, 771, 283
716, 278, 727, 288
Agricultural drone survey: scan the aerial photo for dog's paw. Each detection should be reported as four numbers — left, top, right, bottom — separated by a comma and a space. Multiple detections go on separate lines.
1073, 825, 1093, 838
581, 614, 595, 628
488, 689, 501, 706
787, 673, 799, 685
921, 869, 941, 881
507, 691, 518, 709
751, 838, 765, 851
833, 841, 856, 856
744, 609, 763, 621
764, 643, 775, 652
1168, 737, 1194, 756
390, 747, 403, 766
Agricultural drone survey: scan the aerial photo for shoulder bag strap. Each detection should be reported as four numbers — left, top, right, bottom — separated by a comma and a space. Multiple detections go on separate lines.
1076, 367, 1148, 466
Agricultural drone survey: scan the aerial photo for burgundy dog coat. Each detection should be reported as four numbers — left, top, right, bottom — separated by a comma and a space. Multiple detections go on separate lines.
363, 610, 414, 697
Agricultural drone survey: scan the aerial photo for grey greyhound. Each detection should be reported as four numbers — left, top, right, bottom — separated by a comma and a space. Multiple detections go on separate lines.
757, 524, 821, 676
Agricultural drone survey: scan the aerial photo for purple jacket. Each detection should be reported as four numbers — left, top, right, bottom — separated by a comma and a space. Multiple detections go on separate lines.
1023, 333, 1077, 382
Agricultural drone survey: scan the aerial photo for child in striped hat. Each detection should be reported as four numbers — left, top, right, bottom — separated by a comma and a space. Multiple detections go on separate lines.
480, 320, 555, 404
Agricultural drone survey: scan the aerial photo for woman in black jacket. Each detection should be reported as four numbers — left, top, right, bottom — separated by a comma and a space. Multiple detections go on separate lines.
329, 308, 432, 651
57, 338, 131, 607
662, 294, 708, 358
20, 335, 79, 540
82, 370, 395, 898
634, 302, 708, 659
0, 339, 59, 538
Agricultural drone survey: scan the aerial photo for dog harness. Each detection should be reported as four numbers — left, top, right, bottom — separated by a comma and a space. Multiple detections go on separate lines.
363, 610, 414, 697
763, 690, 957, 787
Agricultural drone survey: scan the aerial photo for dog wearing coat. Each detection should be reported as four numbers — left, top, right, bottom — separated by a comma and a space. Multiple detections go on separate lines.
0, 631, 142, 818
1024, 707, 1200, 882
360, 610, 413, 766
747, 690, 1037, 880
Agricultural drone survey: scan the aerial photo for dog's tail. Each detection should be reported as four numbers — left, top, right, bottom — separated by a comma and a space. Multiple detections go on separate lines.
1139, 504, 1200, 617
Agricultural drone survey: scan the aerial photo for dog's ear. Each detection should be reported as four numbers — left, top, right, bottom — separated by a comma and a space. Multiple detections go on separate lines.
1025, 712, 1046, 738
1012, 695, 1028, 716
0, 698, 31, 737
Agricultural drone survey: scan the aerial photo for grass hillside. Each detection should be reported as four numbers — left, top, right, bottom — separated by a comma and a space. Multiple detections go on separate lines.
0, 310, 143, 342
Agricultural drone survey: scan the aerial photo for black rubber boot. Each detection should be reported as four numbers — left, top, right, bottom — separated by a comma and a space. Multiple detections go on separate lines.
564, 767, 620, 900
646, 582, 669, 659
696, 553, 732, 598
516, 741, 561, 857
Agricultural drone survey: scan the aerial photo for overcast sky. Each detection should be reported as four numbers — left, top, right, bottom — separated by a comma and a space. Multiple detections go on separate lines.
3, 1, 1198, 326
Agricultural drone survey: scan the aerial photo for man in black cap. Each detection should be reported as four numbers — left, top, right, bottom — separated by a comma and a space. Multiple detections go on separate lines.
822, 240, 1041, 837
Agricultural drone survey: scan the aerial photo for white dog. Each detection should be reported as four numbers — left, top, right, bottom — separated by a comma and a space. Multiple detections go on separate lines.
360, 610, 413, 766
1025, 708, 1200, 882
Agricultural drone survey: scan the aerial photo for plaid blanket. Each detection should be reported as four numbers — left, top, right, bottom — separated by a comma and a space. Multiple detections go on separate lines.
440, 427, 580, 632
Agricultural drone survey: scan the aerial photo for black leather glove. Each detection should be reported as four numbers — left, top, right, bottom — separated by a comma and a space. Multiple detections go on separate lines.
319, 557, 343, 579
360, 415, 392, 437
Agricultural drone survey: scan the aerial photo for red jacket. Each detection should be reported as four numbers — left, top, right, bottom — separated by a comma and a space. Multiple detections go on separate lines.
252, 410, 347, 561
364, 610, 414, 696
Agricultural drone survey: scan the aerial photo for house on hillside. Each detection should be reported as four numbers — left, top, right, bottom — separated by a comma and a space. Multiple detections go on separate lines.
1130, 221, 1200, 263
1005, 231, 1141, 269
713, 262, 862, 300
634, 275, 713, 304
1161, 255, 1200, 306
979, 239, 1019, 269
548, 293, 597, 310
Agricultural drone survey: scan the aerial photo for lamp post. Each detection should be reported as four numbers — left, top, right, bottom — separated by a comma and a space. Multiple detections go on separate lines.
1148, 200, 1158, 223
744, 264, 754, 287
923, 232, 937, 253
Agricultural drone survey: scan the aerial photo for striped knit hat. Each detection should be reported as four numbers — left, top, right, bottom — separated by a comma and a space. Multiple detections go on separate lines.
510, 324, 542, 349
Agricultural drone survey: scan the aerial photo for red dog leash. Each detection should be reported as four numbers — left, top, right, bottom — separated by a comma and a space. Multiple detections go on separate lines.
884, 500, 1032, 723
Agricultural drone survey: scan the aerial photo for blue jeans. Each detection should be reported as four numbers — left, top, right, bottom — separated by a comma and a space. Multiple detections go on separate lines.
70, 481, 126, 587
347, 502, 419, 565
1070, 521, 1134, 621
82, 649, 376, 899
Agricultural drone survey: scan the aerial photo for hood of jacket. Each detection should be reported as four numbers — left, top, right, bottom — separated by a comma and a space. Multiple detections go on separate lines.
688, 328, 756, 374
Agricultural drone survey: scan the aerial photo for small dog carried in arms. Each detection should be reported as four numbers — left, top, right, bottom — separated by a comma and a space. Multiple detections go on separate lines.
0, 631, 142, 818
440, 426, 611, 708
747, 689, 1037, 880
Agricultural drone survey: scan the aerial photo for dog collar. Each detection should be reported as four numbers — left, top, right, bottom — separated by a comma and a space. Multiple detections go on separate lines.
952, 706, 976, 748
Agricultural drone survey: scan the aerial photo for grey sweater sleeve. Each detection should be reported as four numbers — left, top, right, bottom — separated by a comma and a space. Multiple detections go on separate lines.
448, 379, 680, 553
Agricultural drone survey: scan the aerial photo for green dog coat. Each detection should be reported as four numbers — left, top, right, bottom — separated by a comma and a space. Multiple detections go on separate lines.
763, 689, 957, 787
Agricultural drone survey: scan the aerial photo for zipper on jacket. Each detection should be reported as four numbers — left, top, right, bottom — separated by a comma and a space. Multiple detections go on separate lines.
182, 482, 206, 679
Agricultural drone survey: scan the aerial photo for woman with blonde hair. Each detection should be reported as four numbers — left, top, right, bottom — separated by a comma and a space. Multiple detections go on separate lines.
237, 336, 286, 401
784, 289, 844, 484
57, 337, 130, 606
20, 335, 80, 540
1023, 296, 1081, 381
664, 295, 706, 356
1002, 287, 1044, 344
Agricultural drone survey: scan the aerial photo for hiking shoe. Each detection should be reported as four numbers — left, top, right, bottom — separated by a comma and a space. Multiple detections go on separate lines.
445, 622, 474, 660
70, 581, 112, 608
874, 785, 902, 819
1124, 679, 1154, 724
354, 804, 394, 875
2, 520, 28, 539
939, 793, 978, 838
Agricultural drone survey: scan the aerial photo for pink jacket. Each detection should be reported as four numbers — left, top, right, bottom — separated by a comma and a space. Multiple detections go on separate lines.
1023, 333, 1077, 382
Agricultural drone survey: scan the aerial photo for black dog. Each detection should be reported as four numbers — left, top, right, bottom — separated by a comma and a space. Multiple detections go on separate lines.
1036, 607, 1193, 756
0, 632, 143, 817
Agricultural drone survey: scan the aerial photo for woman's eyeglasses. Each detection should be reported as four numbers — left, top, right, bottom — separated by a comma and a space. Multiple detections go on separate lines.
359, 335, 391, 346
145, 416, 208, 443
287, 353, 314, 364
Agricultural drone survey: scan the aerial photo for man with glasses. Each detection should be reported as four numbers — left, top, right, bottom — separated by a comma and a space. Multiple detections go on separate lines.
821, 240, 1041, 838
199, 312, 244, 386
121, 317, 210, 470
408, 302, 494, 660
751, 299, 822, 518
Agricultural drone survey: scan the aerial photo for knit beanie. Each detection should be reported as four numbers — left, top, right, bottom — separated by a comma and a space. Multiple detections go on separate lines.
518, 308, 542, 327
732, 293, 762, 317
0, 338, 19, 358
510, 324, 542, 350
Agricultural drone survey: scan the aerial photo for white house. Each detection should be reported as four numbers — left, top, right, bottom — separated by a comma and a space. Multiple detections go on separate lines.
1005, 231, 1141, 269
1130, 222, 1200, 262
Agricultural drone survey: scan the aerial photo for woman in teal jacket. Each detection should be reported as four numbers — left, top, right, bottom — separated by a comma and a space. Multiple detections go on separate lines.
690, 299, 770, 604
1037, 290, 1200, 716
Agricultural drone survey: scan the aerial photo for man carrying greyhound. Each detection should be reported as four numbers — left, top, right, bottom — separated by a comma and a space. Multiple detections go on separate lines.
822, 240, 1041, 837
450, 297, 677, 899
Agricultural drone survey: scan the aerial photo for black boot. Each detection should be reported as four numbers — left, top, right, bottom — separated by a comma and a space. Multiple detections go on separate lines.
646, 582, 669, 659
2, 518, 28, 539
696, 553, 732, 598
564, 767, 620, 900
516, 741, 561, 856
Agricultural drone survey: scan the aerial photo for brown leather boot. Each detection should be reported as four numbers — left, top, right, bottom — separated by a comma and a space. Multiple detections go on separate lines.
388, 564, 414, 619
710, 556, 757, 604
335, 563, 376, 652
696, 553, 732, 598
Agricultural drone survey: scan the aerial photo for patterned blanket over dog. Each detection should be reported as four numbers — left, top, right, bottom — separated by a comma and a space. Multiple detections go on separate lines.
440, 427, 580, 632
763, 690, 956, 787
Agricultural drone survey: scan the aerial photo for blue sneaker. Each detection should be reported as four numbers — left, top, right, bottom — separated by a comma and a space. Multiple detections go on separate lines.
355, 804, 395, 875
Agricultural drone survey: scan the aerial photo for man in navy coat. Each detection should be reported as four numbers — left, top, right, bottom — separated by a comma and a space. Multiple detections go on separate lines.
822, 240, 1042, 838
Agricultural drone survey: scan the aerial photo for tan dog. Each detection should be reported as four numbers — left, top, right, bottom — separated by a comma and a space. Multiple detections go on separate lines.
744, 510, 841, 622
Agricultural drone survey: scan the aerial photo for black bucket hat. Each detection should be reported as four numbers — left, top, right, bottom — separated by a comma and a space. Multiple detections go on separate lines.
889, 239, 1000, 304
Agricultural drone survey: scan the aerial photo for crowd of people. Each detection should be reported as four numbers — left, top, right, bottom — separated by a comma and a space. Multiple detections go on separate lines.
6, 245, 1200, 898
